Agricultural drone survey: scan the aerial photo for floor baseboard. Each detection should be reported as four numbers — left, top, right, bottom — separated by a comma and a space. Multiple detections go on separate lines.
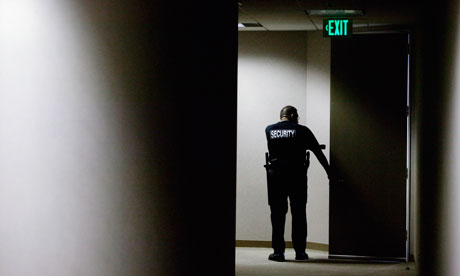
236, 240, 329, 252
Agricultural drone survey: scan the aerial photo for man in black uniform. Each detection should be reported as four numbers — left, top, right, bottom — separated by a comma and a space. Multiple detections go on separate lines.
265, 105, 331, 262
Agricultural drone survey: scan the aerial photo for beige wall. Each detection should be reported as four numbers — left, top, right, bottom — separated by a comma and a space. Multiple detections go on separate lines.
236, 31, 331, 245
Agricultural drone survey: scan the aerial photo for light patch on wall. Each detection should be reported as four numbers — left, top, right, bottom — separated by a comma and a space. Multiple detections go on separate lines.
0, 0, 135, 274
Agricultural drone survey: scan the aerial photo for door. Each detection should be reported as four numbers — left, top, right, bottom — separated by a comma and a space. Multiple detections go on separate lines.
329, 34, 408, 260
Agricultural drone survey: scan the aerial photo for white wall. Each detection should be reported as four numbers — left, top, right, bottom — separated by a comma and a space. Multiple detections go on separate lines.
0, 1, 237, 275
305, 32, 331, 245
0, 3, 136, 274
236, 31, 331, 245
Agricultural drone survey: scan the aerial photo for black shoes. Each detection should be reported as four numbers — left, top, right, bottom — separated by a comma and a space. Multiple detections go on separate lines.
268, 253, 285, 262
295, 252, 309, 261
268, 252, 308, 261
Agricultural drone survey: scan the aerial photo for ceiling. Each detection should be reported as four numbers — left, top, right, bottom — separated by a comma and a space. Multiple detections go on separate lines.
238, 0, 418, 31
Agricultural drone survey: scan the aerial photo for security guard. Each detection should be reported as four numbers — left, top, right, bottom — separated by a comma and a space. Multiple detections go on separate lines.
265, 105, 331, 262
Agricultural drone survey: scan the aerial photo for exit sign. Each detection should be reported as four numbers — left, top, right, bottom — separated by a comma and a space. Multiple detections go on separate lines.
323, 18, 352, 37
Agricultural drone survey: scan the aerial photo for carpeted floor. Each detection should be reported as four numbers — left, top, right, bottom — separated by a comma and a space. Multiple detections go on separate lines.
236, 247, 418, 276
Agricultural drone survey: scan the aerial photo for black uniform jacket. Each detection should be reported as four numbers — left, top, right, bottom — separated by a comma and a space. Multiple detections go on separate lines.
265, 121, 321, 166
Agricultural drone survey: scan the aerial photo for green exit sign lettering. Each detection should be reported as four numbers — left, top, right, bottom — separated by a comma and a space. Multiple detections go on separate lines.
323, 18, 352, 37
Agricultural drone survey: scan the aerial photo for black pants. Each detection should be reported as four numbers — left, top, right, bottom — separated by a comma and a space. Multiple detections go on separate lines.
267, 166, 308, 254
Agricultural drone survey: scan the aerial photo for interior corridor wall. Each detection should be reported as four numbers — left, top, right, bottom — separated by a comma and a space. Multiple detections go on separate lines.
305, 31, 331, 244
0, 1, 236, 275
237, 31, 331, 245
417, 0, 460, 275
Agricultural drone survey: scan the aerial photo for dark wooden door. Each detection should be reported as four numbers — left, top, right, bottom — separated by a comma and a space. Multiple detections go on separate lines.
329, 34, 408, 260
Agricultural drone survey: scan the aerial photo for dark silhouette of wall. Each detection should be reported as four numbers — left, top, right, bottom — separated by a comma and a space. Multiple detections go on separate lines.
96, 1, 238, 275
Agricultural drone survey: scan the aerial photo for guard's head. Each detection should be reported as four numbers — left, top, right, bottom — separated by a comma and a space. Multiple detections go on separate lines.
280, 105, 299, 123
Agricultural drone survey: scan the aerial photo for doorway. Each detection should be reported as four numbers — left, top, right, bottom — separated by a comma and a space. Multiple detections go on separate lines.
329, 33, 410, 261
236, 31, 412, 267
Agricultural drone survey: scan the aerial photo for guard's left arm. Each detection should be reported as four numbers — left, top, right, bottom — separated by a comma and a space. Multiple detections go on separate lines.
312, 147, 331, 179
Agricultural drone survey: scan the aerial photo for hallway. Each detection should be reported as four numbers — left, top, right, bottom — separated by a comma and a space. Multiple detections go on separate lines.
236, 247, 417, 276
